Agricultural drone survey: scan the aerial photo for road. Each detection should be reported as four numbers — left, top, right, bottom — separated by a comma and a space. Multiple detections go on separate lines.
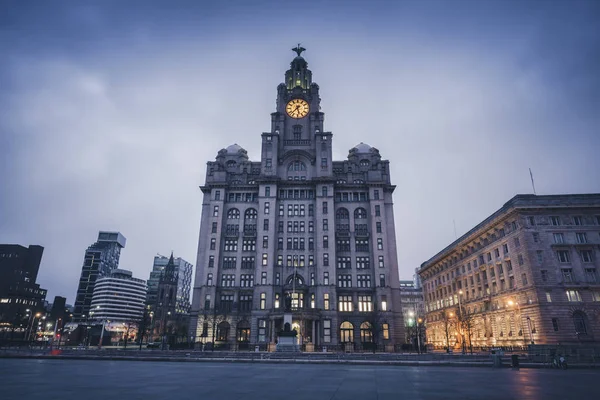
1, 359, 597, 399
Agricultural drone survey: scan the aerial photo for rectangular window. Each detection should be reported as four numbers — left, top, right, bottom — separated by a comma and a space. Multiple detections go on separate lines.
546, 291, 552, 302
275, 272, 280, 285
213, 206, 219, 217
323, 272, 329, 285
502, 243, 509, 254
224, 239, 238, 252
541, 270, 548, 282
211, 222, 218, 233
377, 238, 383, 250
262, 253, 268, 266
322, 201, 328, 214
323, 253, 329, 266
375, 205, 381, 216
242, 239, 256, 251
585, 268, 597, 283
357, 275, 372, 288
381, 295, 388, 311
374, 190, 380, 200
592, 291, 600, 302
376, 222, 382, 233
338, 295, 353, 312
337, 275, 352, 288
321, 158, 328, 168
206, 273, 213, 286
521, 273, 528, 286
514, 237, 521, 247
552, 318, 559, 331
557, 250, 570, 263
222, 257, 237, 269
358, 295, 372, 312
265, 158, 272, 168
323, 235, 329, 249
263, 219, 269, 231
264, 202, 270, 214
553, 233, 564, 244
308, 237, 314, 250
258, 319, 267, 342
550, 216, 561, 226
261, 272, 267, 285
241, 256, 255, 269
581, 250, 593, 263
265, 187, 270, 197
308, 221, 314, 232
308, 204, 314, 217
494, 248, 500, 258
562, 268, 573, 283
215, 190, 221, 201
323, 320, 331, 342
278, 221, 283, 233
528, 216, 535, 226
356, 256, 370, 269
323, 219, 328, 231
260, 293, 266, 310
566, 290, 582, 302
337, 256, 351, 269
210, 238, 216, 250
382, 323, 389, 340
576, 232, 588, 244
378, 256, 385, 268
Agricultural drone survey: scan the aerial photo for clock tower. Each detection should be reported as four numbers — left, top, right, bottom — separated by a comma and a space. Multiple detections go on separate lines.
261, 45, 332, 178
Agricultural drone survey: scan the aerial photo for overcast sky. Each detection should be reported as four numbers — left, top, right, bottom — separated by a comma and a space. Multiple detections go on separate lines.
1, 0, 599, 303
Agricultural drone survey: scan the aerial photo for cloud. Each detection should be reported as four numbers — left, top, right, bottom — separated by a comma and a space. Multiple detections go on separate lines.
1, 0, 599, 300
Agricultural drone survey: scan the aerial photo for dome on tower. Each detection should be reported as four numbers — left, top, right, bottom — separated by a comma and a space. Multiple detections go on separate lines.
225, 143, 245, 154
352, 142, 373, 153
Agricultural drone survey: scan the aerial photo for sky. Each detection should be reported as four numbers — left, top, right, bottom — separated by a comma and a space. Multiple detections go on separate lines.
1, 0, 599, 303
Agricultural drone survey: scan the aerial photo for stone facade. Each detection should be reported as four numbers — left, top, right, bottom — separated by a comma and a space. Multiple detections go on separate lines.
419, 194, 600, 350
189, 48, 404, 350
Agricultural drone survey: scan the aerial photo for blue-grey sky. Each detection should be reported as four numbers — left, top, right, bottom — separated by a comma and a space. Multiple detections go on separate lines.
1, 0, 599, 302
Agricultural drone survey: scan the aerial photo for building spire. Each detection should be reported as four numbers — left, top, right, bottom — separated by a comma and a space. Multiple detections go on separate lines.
292, 43, 306, 57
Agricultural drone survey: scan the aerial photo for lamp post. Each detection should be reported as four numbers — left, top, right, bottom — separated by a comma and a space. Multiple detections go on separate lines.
27, 312, 41, 342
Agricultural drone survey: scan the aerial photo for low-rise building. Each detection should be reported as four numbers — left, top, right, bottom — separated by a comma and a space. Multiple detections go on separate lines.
419, 194, 600, 350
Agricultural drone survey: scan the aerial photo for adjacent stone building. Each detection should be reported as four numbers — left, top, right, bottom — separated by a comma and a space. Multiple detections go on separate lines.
189, 47, 404, 350
419, 194, 600, 350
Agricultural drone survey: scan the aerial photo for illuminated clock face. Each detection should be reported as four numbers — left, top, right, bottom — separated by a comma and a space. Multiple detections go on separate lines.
286, 99, 310, 119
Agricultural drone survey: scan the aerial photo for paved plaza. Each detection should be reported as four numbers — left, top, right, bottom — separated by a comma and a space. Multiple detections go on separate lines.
1, 359, 598, 400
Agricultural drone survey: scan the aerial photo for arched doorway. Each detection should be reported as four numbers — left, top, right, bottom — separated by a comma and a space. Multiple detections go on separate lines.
340, 321, 354, 343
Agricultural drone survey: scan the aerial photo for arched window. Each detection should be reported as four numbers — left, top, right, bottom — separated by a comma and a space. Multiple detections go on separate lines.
359, 159, 370, 167
573, 311, 588, 335
286, 274, 304, 286
354, 208, 367, 219
237, 320, 251, 342
244, 208, 257, 220
226, 160, 236, 168
287, 161, 307, 171
340, 321, 354, 343
217, 321, 230, 341
227, 208, 240, 219
336, 208, 349, 220
360, 322, 373, 343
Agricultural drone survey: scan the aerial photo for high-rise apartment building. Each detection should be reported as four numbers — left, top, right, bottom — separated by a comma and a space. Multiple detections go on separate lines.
189, 47, 404, 349
73, 231, 126, 320
146, 254, 193, 314
419, 194, 600, 349
0, 244, 47, 325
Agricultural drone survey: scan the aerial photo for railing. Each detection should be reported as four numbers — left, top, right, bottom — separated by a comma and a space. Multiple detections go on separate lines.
284, 140, 311, 146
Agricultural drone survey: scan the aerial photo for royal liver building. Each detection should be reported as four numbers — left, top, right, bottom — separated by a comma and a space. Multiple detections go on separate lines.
190, 47, 404, 350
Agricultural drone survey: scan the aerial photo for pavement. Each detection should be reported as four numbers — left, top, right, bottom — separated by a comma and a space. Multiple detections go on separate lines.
1, 359, 599, 400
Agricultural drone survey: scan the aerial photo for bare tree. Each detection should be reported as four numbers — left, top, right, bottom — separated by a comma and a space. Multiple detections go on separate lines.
122, 321, 138, 349
456, 308, 475, 354
441, 310, 455, 353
